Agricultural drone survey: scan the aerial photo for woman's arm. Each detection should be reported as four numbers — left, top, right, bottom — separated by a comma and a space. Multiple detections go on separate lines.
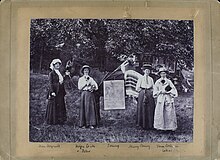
147, 77, 154, 89
48, 72, 57, 96
120, 60, 128, 74
78, 78, 85, 90
153, 81, 162, 98
90, 78, 98, 91
136, 77, 141, 92
168, 80, 178, 97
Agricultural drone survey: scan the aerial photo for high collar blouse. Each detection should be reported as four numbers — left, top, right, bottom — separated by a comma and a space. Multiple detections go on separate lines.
153, 77, 178, 98
78, 75, 98, 91
136, 75, 154, 92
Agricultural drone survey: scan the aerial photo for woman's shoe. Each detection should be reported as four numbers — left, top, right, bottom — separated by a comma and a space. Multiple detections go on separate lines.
89, 126, 94, 129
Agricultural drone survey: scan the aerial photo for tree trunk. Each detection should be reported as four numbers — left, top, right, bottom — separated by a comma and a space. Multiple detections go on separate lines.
39, 49, 43, 72
174, 58, 178, 73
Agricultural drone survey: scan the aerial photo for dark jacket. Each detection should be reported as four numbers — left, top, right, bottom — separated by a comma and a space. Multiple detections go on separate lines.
47, 70, 66, 99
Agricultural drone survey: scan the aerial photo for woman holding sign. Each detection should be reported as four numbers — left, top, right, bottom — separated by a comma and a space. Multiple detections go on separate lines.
136, 64, 155, 130
153, 67, 178, 131
78, 65, 99, 129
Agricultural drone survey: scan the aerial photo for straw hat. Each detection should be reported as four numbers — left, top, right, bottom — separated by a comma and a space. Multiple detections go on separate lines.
141, 64, 152, 70
158, 67, 169, 75
80, 65, 91, 74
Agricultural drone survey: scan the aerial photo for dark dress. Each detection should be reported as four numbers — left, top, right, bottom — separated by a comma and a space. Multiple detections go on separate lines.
137, 88, 155, 129
45, 70, 67, 125
79, 91, 99, 127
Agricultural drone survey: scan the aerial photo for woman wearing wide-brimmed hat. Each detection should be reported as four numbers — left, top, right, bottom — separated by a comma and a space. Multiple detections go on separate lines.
45, 59, 67, 125
78, 65, 99, 129
136, 64, 155, 129
153, 67, 178, 131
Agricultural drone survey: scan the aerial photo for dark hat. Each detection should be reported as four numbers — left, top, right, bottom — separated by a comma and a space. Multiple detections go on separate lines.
158, 67, 169, 75
141, 64, 152, 70
80, 65, 91, 74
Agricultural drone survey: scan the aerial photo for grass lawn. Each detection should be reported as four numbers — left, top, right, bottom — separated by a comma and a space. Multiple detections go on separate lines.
29, 73, 193, 143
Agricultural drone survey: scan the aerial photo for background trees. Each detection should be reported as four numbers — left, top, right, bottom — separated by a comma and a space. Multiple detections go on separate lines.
30, 19, 194, 142
30, 19, 193, 73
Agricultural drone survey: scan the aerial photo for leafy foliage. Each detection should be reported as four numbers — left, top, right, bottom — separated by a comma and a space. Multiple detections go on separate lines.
30, 19, 193, 73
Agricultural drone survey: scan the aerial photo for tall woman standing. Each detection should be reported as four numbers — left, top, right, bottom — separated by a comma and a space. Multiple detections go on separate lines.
153, 67, 178, 131
136, 64, 155, 129
45, 59, 67, 125
78, 65, 99, 129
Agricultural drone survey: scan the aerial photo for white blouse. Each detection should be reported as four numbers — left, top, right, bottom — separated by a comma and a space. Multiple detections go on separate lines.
78, 75, 98, 91
153, 77, 178, 98
136, 75, 154, 92
54, 69, 64, 84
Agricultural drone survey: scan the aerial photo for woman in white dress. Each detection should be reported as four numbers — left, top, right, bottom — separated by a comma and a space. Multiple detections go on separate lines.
153, 67, 178, 131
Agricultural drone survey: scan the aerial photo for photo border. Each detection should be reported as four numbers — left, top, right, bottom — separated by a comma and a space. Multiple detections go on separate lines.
0, 0, 218, 159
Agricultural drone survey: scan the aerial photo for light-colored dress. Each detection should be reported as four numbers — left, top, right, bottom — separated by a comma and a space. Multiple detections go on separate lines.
78, 75, 99, 127
136, 75, 155, 129
153, 77, 178, 131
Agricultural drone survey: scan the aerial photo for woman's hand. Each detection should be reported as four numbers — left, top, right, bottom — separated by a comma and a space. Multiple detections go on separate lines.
65, 71, 70, 76
88, 85, 96, 92
166, 90, 172, 94
160, 90, 166, 94
170, 92, 176, 97
51, 92, 56, 96
85, 83, 91, 89
88, 88, 94, 92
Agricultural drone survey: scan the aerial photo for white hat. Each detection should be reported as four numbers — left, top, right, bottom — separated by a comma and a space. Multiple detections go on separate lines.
80, 65, 91, 74
158, 67, 168, 75
50, 59, 62, 70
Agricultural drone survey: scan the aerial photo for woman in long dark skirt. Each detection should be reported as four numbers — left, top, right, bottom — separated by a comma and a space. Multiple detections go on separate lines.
136, 64, 155, 129
78, 65, 99, 129
45, 59, 67, 125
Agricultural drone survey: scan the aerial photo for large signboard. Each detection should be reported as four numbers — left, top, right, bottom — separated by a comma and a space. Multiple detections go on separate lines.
103, 80, 125, 110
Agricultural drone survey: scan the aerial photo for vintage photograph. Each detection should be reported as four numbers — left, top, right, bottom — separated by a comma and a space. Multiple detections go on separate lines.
29, 19, 194, 143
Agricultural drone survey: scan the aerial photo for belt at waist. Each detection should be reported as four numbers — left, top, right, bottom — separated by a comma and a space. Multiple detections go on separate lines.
140, 87, 152, 90
82, 90, 94, 92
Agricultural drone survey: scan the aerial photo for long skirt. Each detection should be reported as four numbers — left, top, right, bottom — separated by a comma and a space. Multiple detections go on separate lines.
154, 95, 177, 131
45, 85, 67, 125
136, 89, 155, 129
79, 91, 99, 127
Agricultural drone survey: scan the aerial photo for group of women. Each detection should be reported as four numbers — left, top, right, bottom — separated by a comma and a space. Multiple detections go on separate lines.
136, 64, 178, 131
45, 59, 99, 129
45, 59, 178, 131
